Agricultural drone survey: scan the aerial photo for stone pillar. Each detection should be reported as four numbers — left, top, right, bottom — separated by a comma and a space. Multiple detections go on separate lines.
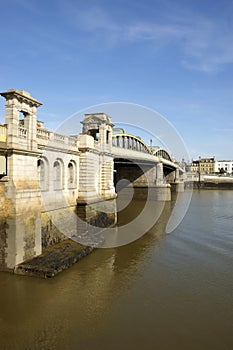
100, 156, 115, 198
4, 97, 19, 148
80, 113, 116, 200
0, 89, 43, 271
156, 162, 164, 185
77, 114, 117, 236
24, 106, 38, 151
175, 168, 179, 181
78, 149, 99, 202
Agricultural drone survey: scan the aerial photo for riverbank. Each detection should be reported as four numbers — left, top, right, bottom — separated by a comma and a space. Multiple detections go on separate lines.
187, 174, 233, 189
14, 239, 94, 278
193, 182, 233, 189
193, 175, 233, 189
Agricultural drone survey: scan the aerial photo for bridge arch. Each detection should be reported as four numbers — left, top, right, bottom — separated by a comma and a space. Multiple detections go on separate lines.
112, 133, 151, 154
152, 148, 172, 161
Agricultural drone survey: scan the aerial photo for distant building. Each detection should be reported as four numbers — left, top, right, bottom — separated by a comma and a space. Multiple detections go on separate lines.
191, 157, 215, 174
190, 160, 199, 174
214, 160, 233, 174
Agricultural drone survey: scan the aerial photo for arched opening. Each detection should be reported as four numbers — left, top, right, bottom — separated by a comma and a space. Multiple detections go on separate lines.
88, 129, 99, 141
18, 111, 28, 139
106, 130, 110, 144
68, 161, 76, 189
53, 160, 63, 190
37, 158, 49, 191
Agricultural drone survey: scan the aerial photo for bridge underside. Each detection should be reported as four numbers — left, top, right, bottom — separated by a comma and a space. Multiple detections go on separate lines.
114, 158, 176, 190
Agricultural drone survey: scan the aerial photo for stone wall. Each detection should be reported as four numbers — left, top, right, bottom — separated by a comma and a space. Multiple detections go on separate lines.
0, 181, 11, 269
77, 199, 117, 228
41, 208, 75, 248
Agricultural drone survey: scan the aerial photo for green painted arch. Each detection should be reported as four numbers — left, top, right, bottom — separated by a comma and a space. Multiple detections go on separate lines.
112, 133, 152, 154
152, 148, 172, 161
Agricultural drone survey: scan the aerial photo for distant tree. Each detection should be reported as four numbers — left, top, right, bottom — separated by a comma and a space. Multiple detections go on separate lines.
219, 168, 225, 174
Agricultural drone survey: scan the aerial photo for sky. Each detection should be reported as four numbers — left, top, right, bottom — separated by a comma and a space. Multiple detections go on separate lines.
0, 0, 233, 160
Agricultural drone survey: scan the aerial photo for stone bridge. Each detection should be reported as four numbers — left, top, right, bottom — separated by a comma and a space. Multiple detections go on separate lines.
0, 89, 184, 271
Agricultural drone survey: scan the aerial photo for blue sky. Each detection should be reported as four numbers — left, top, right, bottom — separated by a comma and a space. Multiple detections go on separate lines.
0, 0, 233, 160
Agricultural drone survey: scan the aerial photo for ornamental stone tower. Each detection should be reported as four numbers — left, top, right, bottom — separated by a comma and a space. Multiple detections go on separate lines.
1, 89, 42, 150
78, 113, 116, 201
76, 113, 117, 235
0, 89, 42, 270
81, 112, 114, 153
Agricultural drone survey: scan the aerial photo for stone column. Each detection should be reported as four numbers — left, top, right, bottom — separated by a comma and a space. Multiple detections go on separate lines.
100, 156, 115, 198
156, 162, 164, 185
4, 97, 20, 148
24, 106, 38, 151
175, 168, 179, 181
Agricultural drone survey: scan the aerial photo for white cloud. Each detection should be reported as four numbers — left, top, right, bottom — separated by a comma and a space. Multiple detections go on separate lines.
62, 1, 233, 73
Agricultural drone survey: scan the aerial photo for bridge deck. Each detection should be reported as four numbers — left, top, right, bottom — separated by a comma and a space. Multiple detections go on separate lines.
112, 146, 178, 169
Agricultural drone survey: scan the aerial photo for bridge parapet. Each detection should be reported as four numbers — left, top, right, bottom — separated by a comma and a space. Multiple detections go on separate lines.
112, 146, 158, 163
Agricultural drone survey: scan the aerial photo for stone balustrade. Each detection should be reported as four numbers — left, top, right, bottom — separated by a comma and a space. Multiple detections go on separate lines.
36, 128, 78, 149
37, 127, 50, 140
18, 126, 27, 139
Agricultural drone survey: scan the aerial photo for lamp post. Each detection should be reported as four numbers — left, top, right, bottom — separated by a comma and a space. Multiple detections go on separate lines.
198, 156, 201, 188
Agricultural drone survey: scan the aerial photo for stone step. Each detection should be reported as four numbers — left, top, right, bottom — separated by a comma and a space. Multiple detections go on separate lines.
14, 239, 94, 278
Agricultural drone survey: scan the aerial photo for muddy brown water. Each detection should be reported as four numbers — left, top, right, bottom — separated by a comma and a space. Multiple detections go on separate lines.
0, 190, 232, 350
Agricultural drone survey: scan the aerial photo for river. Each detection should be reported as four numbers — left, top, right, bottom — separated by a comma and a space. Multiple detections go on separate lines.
0, 190, 232, 350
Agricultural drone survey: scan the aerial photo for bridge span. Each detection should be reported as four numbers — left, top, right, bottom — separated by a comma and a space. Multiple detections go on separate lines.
0, 89, 185, 272
112, 130, 183, 172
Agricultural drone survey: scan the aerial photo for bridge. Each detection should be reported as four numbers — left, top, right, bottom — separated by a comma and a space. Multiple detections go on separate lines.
0, 89, 184, 272
112, 130, 180, 171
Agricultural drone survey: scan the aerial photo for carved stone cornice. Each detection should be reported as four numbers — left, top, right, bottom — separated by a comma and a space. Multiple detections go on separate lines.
0, 89, 42, 108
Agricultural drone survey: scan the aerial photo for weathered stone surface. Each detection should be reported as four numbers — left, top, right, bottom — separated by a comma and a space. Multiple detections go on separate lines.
77, 199, 117, 228
0, 181, 13, 270
0, 218, 7, 269
14, 239, 94, 278
41, 211, 69, 248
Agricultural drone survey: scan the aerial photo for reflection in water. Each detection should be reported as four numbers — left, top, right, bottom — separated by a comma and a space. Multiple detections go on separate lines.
0, 190, 233, 350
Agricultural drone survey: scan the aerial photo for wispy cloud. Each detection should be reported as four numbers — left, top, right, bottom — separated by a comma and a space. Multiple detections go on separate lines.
63, 1, 233, 73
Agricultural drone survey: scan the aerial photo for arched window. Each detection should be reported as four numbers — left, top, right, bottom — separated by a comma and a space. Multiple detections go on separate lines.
37, 158, 49, 191
68, 161, 76, 189
53, 160, 63, 190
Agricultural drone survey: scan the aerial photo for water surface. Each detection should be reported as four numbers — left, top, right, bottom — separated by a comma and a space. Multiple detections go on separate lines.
0, 190, 232, 350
